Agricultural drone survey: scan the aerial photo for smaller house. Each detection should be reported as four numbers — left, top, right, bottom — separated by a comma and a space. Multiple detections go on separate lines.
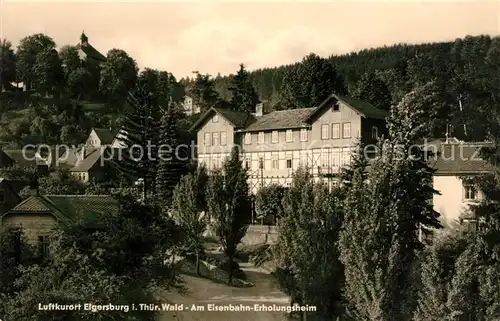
1, 148, 53, 173
57, 146, 119, 183
86, 127, 118, 148
1, 193, 118, 257
429, 138, 495, 228
75, 32, 106, 64
182, 95, 201, 115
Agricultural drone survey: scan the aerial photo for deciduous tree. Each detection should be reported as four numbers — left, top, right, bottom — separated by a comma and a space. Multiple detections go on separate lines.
99, 48, 138, 107
0, 39, 16, 90
207, 148, 251, 284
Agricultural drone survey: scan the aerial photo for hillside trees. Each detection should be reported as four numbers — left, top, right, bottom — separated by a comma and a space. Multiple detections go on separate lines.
276, 53, 346, 109
190, 73, 222, 112
350, 72, 392, 110
99, 48, 138, 108
0, 39, 16, 90
207, 148, 252, 285
228, 64, 259, 113
274, 167, 345, 320
15, 33, 59, 91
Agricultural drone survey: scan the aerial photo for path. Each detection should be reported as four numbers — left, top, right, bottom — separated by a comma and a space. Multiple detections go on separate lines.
157, 262, 290, 321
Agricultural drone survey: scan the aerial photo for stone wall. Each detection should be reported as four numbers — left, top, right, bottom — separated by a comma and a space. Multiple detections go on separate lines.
241, 225, 278, 245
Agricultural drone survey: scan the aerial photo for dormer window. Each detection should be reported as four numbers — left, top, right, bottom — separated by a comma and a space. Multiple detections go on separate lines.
333, 104, 340, 111
213, 114, 219, 123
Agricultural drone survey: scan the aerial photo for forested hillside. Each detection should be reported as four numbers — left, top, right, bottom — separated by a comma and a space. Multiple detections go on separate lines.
1, 33, 499, 146
209, 35, 500, 141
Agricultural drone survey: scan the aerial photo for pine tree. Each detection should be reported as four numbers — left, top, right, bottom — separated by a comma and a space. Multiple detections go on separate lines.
350, 72, 392, 110
112, 83, 162, 196
155, 103, 187, 208
339, 86, 443, 320
228, 64, 259, 113
207, 147, 251, 285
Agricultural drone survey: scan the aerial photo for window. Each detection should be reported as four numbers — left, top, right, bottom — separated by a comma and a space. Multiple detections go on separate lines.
321, 151, 329, 168
286, 130, 293, 142
341, 149, 350, 166
286, 159, 292, 169
271, 131, 279, 143
204, 133, 211, 146
212, 132, 219, 146
258, 132, 265, 144
300, 129, 308, 142
342, 122, 351, 138
244, 133, 251, 145
331, 123, 340, 139
333, 104, 340, 111
372, 126, 378, 139
271, 153, 279, 169
212, 114, 219, 123
464, 184, 478, 200
0, 191, 4, 203
259, 157, 264, 169
321, 124, 329, 139
220, 132, 227, 145
38, 235, 50, 259
245, 156, 251, 170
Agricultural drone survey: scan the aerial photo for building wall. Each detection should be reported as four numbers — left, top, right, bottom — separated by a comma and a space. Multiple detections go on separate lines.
310, 101, 361, 148
1, 214, 58, 244
433, 175, 483, 228
197, 111, 235, 167
86, 130, 102, 147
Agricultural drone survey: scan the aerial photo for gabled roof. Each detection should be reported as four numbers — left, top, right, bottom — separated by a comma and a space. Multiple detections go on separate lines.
2, 149, 38, 167
92, 128, 117, 145
189, 107, 254, 132
306, 93, 389, 122
58, 146, 117, 172
4, 195, 118, 223
241, 108, 315, 132
75, 42, 106, 62
0, 178, 30, 195
427, 141, 495, 175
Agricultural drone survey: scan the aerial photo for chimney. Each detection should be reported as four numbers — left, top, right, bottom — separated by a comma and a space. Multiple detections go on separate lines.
255, 102, 264, 117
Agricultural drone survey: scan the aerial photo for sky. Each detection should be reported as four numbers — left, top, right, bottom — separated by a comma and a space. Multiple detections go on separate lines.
0, 0, 499, 79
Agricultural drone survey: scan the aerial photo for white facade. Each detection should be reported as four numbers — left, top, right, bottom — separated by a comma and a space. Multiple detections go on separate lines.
433, 175, 482, 228
183, 96, 200, 115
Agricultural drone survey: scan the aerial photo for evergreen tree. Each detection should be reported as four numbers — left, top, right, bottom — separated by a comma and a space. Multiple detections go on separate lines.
112, 83, 161, 196
276, 53, 346, 109
190, 73, 221, 112
228, 64, 259, 113
207, 147, 251, 284
274, 167, 345, 320
339, 87, 443, 320
350, 72, 392, 110
155, 103, 187, 208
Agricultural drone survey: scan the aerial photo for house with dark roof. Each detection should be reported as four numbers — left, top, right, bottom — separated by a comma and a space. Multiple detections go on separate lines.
190, 93, 389, 193
0, 147, 55, 173
427, 138, 496, 228
75, 32, 106, 63
1, 192, 118, 255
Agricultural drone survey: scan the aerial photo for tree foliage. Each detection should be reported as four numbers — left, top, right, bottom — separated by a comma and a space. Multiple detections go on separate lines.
228, 64, 259, 113
0, 39, 16, 89
207, 148, 251, 284
275, 53, 346, 109
350, 72, 392, 110
99, 48, 138, 106
254, 183, 286, 224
